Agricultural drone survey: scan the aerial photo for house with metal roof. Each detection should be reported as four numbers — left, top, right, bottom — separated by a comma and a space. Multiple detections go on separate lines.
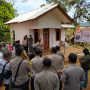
6, 3, 74, 49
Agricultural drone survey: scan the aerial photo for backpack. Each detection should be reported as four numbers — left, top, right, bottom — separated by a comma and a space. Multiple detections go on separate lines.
0, 62, 8, 86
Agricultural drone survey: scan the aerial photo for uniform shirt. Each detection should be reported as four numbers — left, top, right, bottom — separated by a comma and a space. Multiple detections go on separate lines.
0, 59, 10, 85
61, 64, 85, 90
79, 55, 90, 70
22, 39, 28, 46
34, 69, 60, 90
10, 56, 31, 86
57, 51, 64, 61
48, 53, 64, 73
31, 56, 44, 77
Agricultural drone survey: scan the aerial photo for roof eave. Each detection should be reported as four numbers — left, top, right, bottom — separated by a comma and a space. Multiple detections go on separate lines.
57, 5, 75, 23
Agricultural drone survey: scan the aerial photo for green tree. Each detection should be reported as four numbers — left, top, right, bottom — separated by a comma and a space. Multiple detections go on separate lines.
0, 0, 15, 42
46, 0, 90, 22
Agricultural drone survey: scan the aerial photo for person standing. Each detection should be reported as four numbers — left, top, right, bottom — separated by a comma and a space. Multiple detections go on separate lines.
48, 47, 64, 73
48, 47, 64, 90
1, 43, 8, 53
56, 46, 64, 62
34, 58, 60, 90
8, 43, 13, 52
10, 47, 31, 90
31, 48, 44, 90
28, 35, 33, 53
79, 48, 90, 89
36, 39, 43, 56
61, 53, 85, 90
0, 50, 11, 90
22, 36, 28, 54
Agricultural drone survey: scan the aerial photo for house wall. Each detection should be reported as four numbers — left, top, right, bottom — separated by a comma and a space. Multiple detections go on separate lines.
27, 8, 64, 29
61, 28, 65, 41
10, 23, 29, 43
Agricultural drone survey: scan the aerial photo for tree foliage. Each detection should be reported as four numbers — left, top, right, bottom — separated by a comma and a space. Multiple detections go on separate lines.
0, 0, 15, 42
46, 0, 90, 22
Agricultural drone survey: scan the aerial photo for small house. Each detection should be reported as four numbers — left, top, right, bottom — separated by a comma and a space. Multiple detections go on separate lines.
6, 3, 74, 50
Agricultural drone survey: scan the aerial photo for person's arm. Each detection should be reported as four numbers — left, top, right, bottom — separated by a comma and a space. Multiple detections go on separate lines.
59, 57, 64, 70
61, 69, 67, 83
54, 75, 60, 90
30, 61, 36, 78
34, 77, 40, 90
81, 68, 85, 81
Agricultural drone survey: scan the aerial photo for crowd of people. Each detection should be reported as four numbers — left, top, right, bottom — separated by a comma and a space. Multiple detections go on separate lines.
0, 35, 90, 90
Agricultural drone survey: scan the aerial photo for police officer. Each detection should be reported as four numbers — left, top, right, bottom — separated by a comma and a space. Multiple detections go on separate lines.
34, 58, 60, 90
48, 47, 64, 90
61, 53, 85, 90
31, 48, 44, 90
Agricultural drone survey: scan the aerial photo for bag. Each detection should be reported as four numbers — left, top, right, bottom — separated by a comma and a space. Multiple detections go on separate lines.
4, 70, 12, 79
0, 62, 8, 86
0, 73, 3, 85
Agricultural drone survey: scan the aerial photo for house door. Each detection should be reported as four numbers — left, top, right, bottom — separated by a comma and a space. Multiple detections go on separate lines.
43, 29, 49, 50
56, 29, 61, 45
34, 29, 39, 43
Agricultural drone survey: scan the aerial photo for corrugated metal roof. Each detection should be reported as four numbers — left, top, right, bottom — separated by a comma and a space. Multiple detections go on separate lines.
80, 22, 90, 27
6, 3, 58, 24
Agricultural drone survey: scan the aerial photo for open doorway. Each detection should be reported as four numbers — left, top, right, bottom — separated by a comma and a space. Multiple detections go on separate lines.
34, 29, 39, 43
56, 29, 61, 41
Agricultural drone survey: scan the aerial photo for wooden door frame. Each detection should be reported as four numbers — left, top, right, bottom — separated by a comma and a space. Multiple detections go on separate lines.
43, 28, 49, 50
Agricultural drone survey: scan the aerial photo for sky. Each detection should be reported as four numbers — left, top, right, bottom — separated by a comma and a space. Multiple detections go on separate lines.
14, 0, 46, 14
13, 0, 90, 17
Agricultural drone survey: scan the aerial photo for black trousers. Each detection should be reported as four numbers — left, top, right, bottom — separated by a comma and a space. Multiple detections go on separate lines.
31, 77, 35, 90
23, 45, 28, 53
58, 76, 62, 90
5, 84, 9, 90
